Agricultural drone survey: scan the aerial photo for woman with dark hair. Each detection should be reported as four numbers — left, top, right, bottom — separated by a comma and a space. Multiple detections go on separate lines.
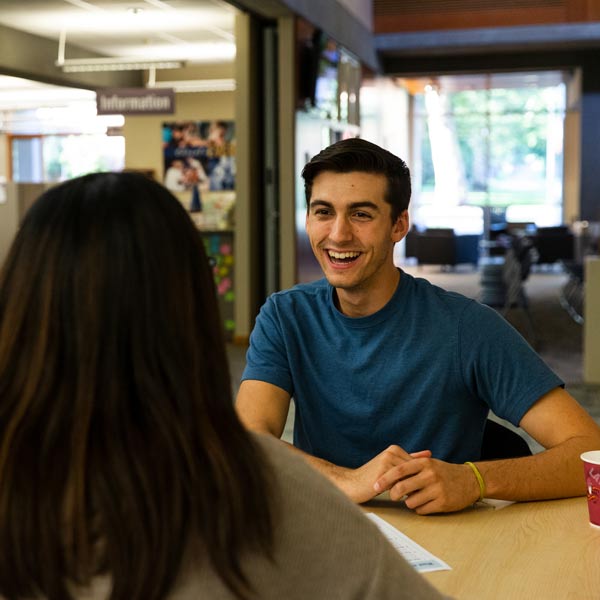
0, 172, 443, 600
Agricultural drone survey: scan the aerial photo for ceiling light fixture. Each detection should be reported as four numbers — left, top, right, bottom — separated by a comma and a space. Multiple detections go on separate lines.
148, 78, 236, 93
55, 30, 185, 73
59, 57, 185, 72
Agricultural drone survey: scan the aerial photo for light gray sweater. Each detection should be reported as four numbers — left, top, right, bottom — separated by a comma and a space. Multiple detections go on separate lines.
72, 433, 446, 600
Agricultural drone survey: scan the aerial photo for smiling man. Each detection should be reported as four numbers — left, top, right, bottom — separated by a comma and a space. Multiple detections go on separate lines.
236, 137, 600, 514
305, 170, 405, 317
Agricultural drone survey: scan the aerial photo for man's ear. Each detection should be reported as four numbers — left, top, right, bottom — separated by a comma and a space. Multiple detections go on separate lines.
391, 210, 409, 243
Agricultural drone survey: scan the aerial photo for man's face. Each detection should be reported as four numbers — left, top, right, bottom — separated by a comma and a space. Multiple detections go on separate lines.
305, 170, 407, 292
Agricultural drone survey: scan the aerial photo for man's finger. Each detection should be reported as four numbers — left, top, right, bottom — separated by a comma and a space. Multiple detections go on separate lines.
384, 444, 413, 460
373, 460, 422, 493
409, 450, 432, 458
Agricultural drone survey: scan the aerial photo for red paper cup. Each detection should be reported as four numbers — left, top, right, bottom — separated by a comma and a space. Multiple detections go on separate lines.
581, 451, 600, 528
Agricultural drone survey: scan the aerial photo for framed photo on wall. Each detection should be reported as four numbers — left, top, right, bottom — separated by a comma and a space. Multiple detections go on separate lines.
162, 120, 236, 193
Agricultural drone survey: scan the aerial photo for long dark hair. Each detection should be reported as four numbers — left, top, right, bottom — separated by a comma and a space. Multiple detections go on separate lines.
0, 172, 273, 600
301, 137, 412, 222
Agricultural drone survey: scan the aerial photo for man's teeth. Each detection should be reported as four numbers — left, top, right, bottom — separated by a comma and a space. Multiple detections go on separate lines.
328, 251, 360, 259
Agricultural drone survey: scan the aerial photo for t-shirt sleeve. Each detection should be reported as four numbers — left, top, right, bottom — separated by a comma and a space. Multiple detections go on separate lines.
458, 300, 564, 426
241, 295, 295, 396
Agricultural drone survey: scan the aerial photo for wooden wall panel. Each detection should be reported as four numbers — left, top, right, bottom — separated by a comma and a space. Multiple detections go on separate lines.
375, 0, 563, 13
585, 0, 600, 20
567, 0, 600, 20
373, 0, 600, 33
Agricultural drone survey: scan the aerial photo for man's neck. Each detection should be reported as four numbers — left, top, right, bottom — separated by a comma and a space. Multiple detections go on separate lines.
335, 268, 401, 318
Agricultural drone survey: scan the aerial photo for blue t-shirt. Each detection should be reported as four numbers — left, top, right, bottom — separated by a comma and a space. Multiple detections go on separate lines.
242, 271, 563, 467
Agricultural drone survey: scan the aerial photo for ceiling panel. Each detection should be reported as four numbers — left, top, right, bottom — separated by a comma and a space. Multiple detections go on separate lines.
0, 74, 95, 110
0, 0, 237, 62
0, 0, 238, 110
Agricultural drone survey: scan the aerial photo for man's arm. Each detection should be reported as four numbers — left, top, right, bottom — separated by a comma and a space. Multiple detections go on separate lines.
236, 380, 431, 503
293, 443, 430, 504
235, 379, 292, 438
483, 386, 600, 499
235, 380, 362, 494
374, 387, 600, 514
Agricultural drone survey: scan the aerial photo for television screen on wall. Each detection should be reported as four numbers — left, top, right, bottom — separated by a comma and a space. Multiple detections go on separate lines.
298, 29, 339, 120
313, 34, 339, 119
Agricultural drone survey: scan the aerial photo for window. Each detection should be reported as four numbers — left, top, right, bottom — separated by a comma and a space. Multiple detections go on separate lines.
3, 84, 126, 184
10, 134, 125, 183
407, 71, 567, 232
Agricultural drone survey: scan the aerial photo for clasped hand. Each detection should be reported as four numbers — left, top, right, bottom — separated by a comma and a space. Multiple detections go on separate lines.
338, 445, 481, 514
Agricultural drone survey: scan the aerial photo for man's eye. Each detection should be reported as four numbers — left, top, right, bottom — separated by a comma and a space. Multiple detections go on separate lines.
314, 208, 331, 216
354, 211, 372, 219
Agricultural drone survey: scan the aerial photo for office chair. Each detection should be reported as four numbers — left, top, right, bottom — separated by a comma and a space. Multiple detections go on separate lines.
480, 235, 538, 348
559, 260, 584, 325
480, 419, 532, 460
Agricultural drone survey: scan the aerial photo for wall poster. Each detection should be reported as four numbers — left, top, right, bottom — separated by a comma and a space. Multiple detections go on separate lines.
162, 120, 236, 340
162, 120, 236, 229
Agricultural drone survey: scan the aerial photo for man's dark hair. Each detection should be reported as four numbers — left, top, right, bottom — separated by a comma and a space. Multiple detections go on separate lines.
301, 137, 411, 222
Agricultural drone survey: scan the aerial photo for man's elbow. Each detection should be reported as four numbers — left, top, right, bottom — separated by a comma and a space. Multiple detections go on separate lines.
235, 406, 283, 439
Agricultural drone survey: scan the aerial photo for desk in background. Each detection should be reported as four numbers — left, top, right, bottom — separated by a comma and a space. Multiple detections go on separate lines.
367, 497, 599, 599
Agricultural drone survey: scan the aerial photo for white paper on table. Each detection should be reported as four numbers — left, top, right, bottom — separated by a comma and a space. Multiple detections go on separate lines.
478, 498, 514, 510
365, 513, 451, 573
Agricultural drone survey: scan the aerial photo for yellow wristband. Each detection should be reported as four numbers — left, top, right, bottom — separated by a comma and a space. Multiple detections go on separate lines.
464, 461, 486, 501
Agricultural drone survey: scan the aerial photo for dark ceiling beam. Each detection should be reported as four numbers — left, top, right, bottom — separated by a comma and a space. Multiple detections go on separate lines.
375, 22, 600, 76
229, 0, 379, 71
0, 24, 142, 89
379, 49, 591, 78
226, 0, 293, 18
375, 22, 600, 58
376, 22, 600, 78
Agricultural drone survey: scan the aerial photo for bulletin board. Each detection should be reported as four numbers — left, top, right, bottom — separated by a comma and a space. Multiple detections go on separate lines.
200, 230, 235, 341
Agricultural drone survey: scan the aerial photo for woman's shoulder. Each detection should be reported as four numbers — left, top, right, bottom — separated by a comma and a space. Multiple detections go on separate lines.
245, 433, 443, 599
251, 432, 372, 532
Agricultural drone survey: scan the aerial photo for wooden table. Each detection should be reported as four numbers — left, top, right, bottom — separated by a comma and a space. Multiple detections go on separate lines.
366, 497, 600, 599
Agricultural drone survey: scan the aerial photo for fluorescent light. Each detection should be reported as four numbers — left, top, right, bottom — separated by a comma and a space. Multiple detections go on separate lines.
148, 78, 235, 93
57, 57, 185, 72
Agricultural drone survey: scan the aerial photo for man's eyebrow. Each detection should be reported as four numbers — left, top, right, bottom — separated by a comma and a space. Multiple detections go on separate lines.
347, 201, 380, 211
309, 199, 332, 209
308, 200, 380, 211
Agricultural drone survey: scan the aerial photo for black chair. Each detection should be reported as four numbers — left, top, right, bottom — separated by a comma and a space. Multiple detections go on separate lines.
532, 226, 575, 265
414, 228, 456, 268
559, 260, 584, 324
480, 235, 538, 347
480, 419, 532, 460
404, 225, 419, 259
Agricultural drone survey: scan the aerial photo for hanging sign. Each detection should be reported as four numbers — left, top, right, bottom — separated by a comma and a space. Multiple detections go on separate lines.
96, 88, 175, 115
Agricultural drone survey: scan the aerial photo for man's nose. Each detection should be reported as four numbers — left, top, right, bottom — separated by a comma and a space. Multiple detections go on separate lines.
329, 215, 353, 242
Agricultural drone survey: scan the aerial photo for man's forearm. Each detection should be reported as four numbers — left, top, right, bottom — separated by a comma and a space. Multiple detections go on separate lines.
281, 440, 355, 491
478, 435, 593, 501
281, 440, 424, 504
